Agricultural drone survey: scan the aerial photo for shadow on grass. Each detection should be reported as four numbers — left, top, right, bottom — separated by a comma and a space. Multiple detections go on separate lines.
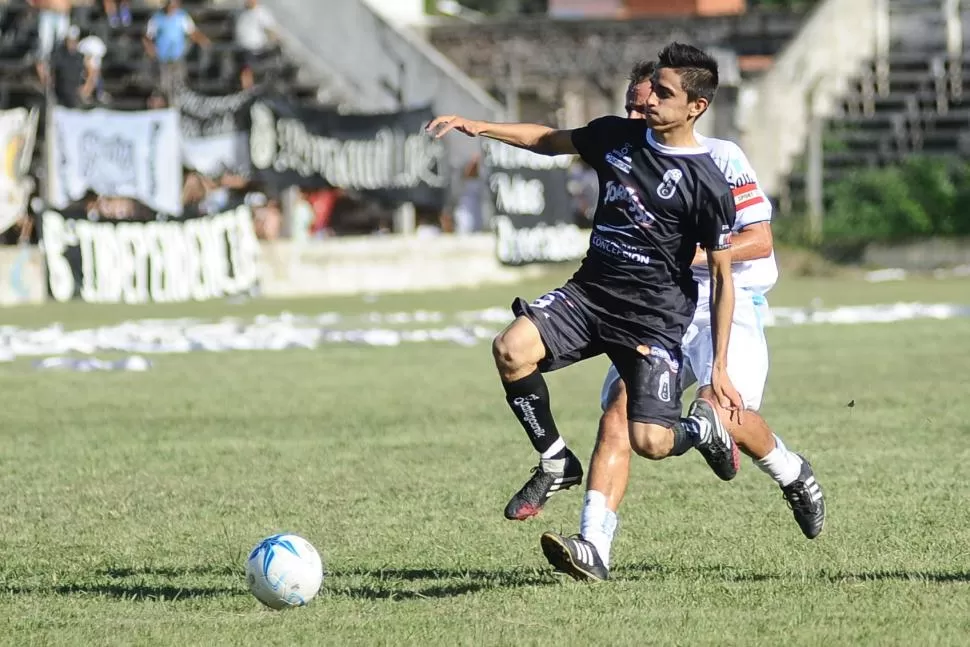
5, 581, 241, 601
828, 571, 970, 584
327, 566, 555, 600
98, 564, 240, 578
4, 563, 244, 601
619, 562, 970, 584
617, 562, 779, 583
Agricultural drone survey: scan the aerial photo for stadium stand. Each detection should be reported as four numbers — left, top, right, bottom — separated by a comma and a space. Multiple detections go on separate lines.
0, 0, 319, 110
788, 0, 970, 200
0, 0, 322, 176
427, 6, 813, 88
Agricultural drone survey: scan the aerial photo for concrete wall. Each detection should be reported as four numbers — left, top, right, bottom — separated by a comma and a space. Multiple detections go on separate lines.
257, 234, 546, 298
738, 0, 881, 195
864, 238, 970, 271
262, 0, 505, 167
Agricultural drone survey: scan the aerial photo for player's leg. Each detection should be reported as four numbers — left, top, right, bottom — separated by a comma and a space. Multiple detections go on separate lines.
689, 295, 826, 538
549, 367, 628, 580
495, 288, 593, 520
620, 346, 736, 481
541, 347, 729, 582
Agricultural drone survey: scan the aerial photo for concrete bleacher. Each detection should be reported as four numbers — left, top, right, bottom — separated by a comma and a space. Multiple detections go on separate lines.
0, 0, 319, 111
788, 0, 970, 198
428, 6, 812, 88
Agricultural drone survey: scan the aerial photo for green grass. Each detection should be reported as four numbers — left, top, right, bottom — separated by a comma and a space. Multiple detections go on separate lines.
1, 274, 969, 646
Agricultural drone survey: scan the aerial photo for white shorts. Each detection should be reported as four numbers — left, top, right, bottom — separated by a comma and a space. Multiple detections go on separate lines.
600, 290, 770, 412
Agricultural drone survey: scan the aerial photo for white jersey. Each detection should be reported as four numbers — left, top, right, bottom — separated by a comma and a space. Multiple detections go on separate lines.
692, 134, 777, 300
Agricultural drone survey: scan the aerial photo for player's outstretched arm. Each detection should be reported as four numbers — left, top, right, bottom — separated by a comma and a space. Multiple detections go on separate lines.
707, 247, 744, 419
426, 115, 578, 156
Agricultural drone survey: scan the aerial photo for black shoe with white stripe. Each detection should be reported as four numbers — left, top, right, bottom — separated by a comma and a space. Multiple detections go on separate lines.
540, 532, 609, 582
504, 449, 583, 521
689, 399, 740, 481
781, 454, 826, 539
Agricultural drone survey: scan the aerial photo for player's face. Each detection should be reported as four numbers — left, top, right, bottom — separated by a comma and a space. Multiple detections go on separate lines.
644, 67, 709, 131
625, 80, 651, 119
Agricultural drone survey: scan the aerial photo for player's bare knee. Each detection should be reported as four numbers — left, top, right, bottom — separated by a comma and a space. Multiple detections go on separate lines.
491, 335, 526, 378
629, 423, 671, 460
491, 333, 513, 366
492, 320, 543, 379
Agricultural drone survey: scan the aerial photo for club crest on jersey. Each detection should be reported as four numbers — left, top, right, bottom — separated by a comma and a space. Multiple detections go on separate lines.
658, 371, 671, 402
656, 169, 683, 199
604, 180, 655, 227
605, 144, 633, 173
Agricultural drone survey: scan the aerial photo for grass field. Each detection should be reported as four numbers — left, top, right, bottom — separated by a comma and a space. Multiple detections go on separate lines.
1, 272, 969, 646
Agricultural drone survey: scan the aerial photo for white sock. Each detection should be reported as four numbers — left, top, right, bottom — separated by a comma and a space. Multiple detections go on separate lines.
580, 490, 617, 567
754, 434, 803, 487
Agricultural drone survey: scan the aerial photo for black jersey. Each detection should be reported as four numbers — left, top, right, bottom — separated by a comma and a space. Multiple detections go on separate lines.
568, 116, 737, 349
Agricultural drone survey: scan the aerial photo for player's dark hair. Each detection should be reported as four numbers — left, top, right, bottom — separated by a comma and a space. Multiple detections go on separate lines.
656, 42, 719, 103
628, 60, 656, 85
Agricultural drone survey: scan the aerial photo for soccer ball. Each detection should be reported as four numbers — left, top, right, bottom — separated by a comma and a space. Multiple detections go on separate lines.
245, 533, 324, 609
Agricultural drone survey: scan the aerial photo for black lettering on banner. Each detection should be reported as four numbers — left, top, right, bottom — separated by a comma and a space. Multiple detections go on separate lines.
482, 140, 586, 266
178, 88, 253, 139
178, 88, 254, 176
39, 206, 260, 304
247, 100, 449, 209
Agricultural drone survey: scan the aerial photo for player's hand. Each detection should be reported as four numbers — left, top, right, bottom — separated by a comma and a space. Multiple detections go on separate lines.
426, 115, 483, 139
711, 363, 744, 424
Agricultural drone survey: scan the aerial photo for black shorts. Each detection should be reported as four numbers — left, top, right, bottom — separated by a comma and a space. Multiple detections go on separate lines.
511, 283, 683, 427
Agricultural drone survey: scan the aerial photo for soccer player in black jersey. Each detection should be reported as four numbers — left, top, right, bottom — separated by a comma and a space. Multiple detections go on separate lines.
427, 43, 743, 547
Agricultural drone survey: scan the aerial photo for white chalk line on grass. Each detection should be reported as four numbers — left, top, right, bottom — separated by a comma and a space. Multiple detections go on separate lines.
3, 302, 968, 370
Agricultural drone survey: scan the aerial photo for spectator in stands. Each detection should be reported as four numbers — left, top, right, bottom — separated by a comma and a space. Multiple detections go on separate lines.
98, 196, 148, 220
101, 0, 132, 29
415, 206, 443, 238
234, 0, 278, 90
49, 25, 85, 107
78, 29, 108, 104
143, 0, 210, 101
247, 191, 281, 241
79, 190, 148, 221
307, 188, 342, 238
451, 156, 484, 234
181, 171, 208, 214
31, 0, 71, 59
32, 0, 73, 88
146, 89, 167, 109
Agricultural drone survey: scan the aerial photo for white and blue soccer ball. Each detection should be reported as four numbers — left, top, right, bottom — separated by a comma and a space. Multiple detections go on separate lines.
245, 533, 324, 609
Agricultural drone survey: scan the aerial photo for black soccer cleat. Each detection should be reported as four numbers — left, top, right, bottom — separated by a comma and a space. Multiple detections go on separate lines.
781, 454, 826, 539
689, 399, 740, 481
504, 449, 583, 520
540, 532, 609, 582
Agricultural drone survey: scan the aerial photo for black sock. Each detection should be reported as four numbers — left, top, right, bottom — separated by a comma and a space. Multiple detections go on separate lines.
670, 419, 696, 456
502, 370, 566, 457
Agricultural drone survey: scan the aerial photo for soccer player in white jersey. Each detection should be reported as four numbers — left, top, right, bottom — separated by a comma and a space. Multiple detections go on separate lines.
538, 61, 826, 582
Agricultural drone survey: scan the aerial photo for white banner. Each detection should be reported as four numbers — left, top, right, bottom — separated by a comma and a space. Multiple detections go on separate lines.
177, 88, 252, 177
0, 107, 39, 234
40, 205, 260, 304
48, 107, 182, 215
